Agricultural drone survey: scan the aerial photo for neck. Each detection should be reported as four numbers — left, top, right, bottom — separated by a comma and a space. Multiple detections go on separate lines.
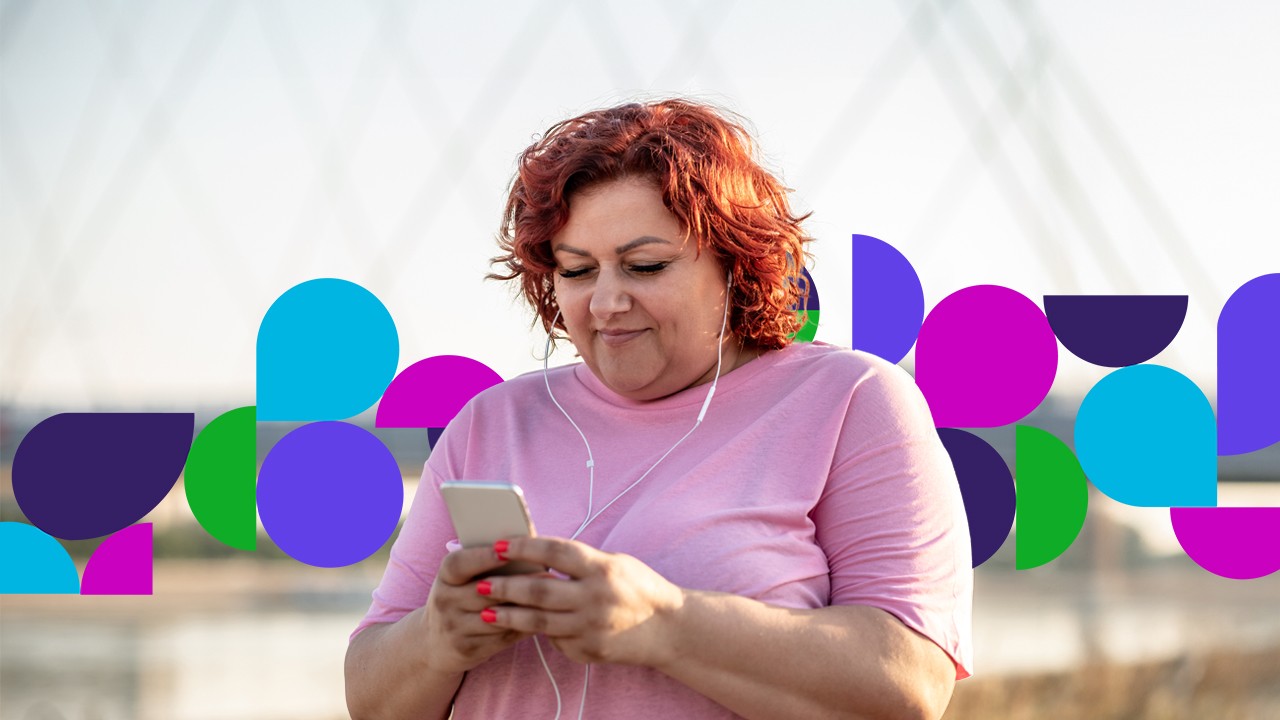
689, 335, 759, 390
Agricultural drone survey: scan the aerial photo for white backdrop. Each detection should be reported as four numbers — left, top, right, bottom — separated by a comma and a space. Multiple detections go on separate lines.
3, 0, 1278, 409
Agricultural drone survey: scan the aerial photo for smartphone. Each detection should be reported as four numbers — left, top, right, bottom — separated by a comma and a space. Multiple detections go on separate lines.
440, 481, 543, 575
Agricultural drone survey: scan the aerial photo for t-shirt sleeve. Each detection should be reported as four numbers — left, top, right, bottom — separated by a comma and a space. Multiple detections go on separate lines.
349, 461, 457, 642
810, 361, 974, 679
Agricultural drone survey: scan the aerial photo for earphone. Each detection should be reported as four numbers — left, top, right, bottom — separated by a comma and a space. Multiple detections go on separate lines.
534, 270, 733, 720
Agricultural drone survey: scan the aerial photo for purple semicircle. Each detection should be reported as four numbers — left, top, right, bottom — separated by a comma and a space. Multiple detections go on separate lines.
1217, 273, 1280, 456
1044, 295, 1188, 367
852, 234, 924, 364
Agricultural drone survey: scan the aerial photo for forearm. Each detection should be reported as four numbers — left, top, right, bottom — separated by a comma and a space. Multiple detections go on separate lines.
344, 608, 464, 720
654, 591, 952, 720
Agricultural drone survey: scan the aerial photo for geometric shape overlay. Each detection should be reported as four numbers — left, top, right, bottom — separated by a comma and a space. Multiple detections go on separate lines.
375, 355, 503, 429
81, 523, 153, 595
791, 268, 821, 343
184, 406, 258, 551
851, 233, 924, 364
427, 427, 446, 451
793, 310, 820, 343
0, 522, 80, 594
797, 266, 821, 311
1076, 365, 1217, 508
938, 428, 1015, 567
793, 309, 820, 343
1014, 425, 1089, 570
915, 285, 1058, 428
12, 413, 194, 540
258, 422, 404, 568
1044, 294, 1188, 367
1217, 273, 1280, 455
1171, 507, 1280, 580
257, 278, 399, 421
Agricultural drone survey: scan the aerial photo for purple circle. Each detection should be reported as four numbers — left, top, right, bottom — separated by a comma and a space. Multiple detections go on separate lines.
258, 422, 403, 568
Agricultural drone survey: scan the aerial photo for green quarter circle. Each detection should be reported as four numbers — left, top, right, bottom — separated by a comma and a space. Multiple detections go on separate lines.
792, 310, 820, 343
184, 406, 258, 551
1014, 425, 1089, 570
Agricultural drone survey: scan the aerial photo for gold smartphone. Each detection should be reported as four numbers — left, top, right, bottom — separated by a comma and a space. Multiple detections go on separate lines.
440, 481, 543, 576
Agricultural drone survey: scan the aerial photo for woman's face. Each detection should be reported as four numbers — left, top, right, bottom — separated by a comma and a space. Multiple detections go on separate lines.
551, 177, 738, 402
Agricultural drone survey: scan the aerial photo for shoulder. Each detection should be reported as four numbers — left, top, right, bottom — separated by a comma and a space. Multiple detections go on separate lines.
769, 342, 938, 446
769, 340, 897, 373
768, 341, 923, 402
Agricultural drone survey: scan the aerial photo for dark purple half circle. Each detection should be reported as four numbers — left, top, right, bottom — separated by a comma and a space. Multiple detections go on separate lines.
792, 267, 820, 313
937, 428, 1015, 568
1044, 295, 1188, 367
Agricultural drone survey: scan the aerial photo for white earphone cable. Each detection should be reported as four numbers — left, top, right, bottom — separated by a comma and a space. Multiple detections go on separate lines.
535, 272, 733, 720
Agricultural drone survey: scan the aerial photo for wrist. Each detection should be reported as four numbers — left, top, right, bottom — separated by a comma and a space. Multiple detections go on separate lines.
650, 586, 694, 674
412, 605, 470, 677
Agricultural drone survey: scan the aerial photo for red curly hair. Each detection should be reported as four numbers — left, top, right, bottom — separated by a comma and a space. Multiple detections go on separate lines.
489, 98, 812, 349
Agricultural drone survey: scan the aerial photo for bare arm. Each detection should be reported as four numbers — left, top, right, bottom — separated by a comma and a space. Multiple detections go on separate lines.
654, 590, 955, 720
345, 609, 461, 720
485, 537, 957, 720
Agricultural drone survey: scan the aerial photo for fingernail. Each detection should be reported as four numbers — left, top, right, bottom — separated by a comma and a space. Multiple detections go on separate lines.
481, 608, 497, 624
494, 540, 509, 561
477, 580, 492, 596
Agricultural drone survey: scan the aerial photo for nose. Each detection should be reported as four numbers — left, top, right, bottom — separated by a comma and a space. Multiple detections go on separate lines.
589, 267, 632, 319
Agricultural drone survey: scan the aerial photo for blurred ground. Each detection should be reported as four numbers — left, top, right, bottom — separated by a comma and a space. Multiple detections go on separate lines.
945, 646, 1280, 720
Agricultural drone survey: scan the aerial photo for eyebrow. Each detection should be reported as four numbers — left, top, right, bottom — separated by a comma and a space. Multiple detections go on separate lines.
553, 236, 672, 257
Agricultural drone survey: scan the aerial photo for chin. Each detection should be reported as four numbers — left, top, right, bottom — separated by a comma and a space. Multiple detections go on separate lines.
601, 372, 654, 396
591, 360, 659, 397
588, 351, 658, 394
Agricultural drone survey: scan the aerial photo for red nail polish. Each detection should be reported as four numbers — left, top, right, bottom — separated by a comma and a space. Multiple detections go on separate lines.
477, 580, 492, 596
481, 608, 497, 624
494, 540, 509, 561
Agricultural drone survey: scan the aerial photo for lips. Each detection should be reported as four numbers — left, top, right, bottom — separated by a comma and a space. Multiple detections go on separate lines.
597, 329, 647, 347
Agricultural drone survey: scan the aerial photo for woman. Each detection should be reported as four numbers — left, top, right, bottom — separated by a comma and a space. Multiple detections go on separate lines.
346, 99, 973, 720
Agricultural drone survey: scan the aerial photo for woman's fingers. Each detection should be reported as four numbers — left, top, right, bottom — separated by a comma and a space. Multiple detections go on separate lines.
496, 537, 606, 579
484, 605, 579, 638
463, 541, 684, 668
478, 574, 584, 611
436, 584, 498, 614
437, 545, 508, 585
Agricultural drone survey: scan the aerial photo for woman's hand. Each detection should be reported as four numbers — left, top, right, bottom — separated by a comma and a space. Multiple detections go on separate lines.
421, 545, 535, 674
479, 537, 685, 668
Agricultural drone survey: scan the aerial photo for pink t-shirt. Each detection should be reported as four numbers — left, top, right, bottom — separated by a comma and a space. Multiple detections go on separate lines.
354, 341, 973, 718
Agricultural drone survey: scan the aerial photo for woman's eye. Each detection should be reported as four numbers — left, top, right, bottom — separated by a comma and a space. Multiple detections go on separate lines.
558, 267, 592, 279
630, 263, 668, 274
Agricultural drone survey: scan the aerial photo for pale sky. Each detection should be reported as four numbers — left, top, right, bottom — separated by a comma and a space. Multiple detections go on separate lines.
2, 0, 1278, 411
